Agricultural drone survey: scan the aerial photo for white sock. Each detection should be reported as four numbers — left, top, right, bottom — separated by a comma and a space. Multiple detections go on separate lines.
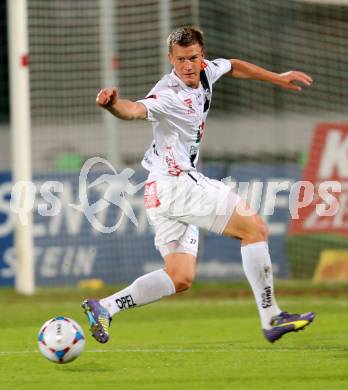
241, 241, 281, 329
99, 269, 176, 317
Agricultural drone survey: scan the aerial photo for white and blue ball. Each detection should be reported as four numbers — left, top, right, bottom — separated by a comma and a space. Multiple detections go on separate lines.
38, 316, 85, 364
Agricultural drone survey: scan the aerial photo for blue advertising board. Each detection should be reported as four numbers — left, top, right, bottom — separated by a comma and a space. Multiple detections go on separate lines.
0, 172, 14, 286
0, 163, 301, 286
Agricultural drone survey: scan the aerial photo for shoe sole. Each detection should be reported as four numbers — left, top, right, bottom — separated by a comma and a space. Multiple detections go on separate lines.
81, 301, 109, 344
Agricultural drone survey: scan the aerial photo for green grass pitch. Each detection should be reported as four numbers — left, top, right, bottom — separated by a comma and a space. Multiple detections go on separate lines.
1, 284, 348, 389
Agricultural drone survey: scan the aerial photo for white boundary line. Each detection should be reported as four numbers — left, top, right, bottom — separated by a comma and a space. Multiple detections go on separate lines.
0, 346, 345, 356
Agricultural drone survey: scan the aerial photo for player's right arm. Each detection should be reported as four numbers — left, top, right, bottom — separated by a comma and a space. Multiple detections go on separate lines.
96, 87, 147, 120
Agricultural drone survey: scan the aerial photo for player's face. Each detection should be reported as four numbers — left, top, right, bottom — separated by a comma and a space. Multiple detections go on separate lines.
168, 43, 204, 88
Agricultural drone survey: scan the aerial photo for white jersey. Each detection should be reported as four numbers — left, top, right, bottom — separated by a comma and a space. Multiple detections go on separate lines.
137, 58, 231, 177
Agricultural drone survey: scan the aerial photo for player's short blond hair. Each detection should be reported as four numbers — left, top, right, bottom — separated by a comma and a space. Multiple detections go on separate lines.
167, 26, 204, 52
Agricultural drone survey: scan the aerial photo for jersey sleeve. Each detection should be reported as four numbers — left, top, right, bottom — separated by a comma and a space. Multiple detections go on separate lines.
204, 58, 232, 85
136, 91, 171, 122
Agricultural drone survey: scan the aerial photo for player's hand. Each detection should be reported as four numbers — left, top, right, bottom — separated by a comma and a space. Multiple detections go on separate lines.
96, 87, 118, 107
276, 71, 313, 91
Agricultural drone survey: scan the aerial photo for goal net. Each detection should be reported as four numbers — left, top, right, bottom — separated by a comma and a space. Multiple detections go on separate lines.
2, 0, 348, 289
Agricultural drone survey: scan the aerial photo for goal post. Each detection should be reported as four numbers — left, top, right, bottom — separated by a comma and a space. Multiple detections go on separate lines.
100, 0, 121, 167
7, 0, 35, 294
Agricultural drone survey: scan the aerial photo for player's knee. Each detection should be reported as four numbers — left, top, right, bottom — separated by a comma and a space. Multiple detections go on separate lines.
164, 253, 197, 292
170, 272, 195, 292
175, 276, 194, 292
243, 216, 269, 244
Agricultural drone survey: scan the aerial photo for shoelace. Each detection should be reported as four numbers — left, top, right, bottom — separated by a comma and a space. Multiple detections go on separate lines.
271, 311, 299, 325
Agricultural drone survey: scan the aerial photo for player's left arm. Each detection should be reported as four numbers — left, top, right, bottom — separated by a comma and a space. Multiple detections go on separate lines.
228, 59, 312, 91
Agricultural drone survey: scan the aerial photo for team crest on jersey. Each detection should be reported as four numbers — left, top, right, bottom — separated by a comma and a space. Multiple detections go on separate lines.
183, 97, 196, 115
184, 98, 193, 107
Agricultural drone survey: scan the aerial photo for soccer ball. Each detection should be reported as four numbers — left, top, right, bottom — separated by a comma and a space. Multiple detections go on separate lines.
38, 317, 85, 364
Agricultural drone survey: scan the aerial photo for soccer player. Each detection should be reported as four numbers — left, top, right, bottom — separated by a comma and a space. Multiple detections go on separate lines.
82, 26, 315, 343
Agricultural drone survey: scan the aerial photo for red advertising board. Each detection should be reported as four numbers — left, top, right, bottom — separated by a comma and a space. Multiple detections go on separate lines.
289, 123, 348, 236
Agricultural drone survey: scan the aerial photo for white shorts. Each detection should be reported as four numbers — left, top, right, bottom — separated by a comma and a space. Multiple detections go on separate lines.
144, 171, 241, 258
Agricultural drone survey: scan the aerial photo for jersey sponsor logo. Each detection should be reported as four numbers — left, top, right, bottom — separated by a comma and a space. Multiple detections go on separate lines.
165, 146, 183, 176
115, 294, 137, 310
144, 181, 160, 209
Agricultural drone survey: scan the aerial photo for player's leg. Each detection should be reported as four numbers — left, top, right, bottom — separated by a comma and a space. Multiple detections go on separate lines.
223, 199, 315, 342
82, 220, 198, 343
169, 173, 315, 342
82, 255, 195, 344
82, 267, 176, 343
94, 251, 195, 316
164, 252, 196, 292
223, 201, 281, 327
